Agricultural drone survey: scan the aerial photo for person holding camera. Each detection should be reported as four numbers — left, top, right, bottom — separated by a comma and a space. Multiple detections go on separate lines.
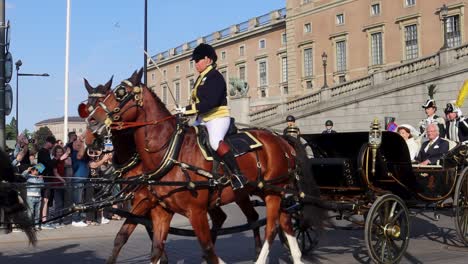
22, 163, 46, 229
12, 134, 32, 172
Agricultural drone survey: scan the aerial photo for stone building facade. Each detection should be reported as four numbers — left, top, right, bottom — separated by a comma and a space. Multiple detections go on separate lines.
148, 0, 467, 130
34, 116, 86, 141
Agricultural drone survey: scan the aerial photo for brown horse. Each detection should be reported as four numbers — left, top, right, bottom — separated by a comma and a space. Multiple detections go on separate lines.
85, 69, 324, 263
82, 79, 261, 264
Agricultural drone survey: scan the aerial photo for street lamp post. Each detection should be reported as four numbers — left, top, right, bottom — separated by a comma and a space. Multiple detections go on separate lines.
440, 4, 449, 50
143, 0, 148, 85
321, 52, 328, 89
15, 59, 49, 136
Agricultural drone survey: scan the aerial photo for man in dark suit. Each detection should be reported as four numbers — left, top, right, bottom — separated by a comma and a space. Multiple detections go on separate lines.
416, 124, 449, 165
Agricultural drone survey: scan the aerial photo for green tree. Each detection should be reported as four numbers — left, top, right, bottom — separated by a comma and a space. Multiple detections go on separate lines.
5, 117, 17, 140
32, 126, 54, 147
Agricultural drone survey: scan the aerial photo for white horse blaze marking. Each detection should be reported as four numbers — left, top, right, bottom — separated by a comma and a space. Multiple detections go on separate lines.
255, 242, 270, 264
285, 232, 304, 264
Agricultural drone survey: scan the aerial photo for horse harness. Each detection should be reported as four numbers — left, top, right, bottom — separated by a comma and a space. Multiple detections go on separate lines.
88, 81, 301, 211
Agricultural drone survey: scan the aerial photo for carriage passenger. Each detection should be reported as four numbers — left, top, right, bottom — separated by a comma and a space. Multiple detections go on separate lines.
415, 124, 449, 165
175, 43, 247, 190
444, 102, 468, 144
397, 125, 420, 161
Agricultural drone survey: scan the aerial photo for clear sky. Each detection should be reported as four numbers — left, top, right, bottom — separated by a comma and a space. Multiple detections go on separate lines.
6, 0, 285, 132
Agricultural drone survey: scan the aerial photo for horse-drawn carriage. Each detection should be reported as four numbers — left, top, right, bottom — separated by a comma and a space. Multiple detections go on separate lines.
296, 120, 468, 263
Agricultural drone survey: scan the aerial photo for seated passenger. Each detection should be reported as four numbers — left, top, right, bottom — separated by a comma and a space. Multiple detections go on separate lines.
415, 124, 449, 165
397, 124, 420, 161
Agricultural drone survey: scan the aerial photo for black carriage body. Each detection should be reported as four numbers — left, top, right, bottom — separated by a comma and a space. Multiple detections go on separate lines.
301, 131, 460, 201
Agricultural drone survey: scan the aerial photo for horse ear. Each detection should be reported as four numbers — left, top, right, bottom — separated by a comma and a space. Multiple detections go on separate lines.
104, 76, 113, 91
137, 68, 144, 84
84, 78, 94, 94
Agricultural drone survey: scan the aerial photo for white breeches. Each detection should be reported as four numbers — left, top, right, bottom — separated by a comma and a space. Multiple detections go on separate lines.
205, 117, 231, 151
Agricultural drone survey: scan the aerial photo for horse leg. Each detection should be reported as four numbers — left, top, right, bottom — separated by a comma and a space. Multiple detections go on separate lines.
235, 192, 262, 258
208, 207, 227, 244
190, 210, 225, 264
279, 211, 304, 264
149, 206, 173, 264
106, 199, 151, 264
255, 194, 281, 264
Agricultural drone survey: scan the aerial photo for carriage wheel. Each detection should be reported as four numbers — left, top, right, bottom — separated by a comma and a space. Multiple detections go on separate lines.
278, 213, 319, 255
365, 194, 410, 264
454, 167, 468, 246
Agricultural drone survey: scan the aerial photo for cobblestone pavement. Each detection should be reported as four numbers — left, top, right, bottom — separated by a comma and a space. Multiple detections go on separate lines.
1, 204, 468, 263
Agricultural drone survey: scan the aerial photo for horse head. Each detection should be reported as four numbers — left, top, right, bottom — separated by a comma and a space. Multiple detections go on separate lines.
82, 69, 150, 136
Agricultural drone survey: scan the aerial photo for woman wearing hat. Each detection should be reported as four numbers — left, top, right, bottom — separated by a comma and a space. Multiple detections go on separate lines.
176, 43, 246, 190
397, 124, 420, 161
419, 99, 446, 139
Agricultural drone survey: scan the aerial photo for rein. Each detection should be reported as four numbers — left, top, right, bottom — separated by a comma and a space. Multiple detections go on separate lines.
109, 115, 175, 130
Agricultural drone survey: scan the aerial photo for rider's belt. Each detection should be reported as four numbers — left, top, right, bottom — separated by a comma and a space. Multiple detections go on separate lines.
201, 106, 230, 122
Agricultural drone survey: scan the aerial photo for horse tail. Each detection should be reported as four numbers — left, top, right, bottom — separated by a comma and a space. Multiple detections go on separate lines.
284, 136, 328, 230
0, 148, 37, 245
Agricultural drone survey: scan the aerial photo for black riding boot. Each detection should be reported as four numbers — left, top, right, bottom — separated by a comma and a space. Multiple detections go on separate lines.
217, 141, 248, 190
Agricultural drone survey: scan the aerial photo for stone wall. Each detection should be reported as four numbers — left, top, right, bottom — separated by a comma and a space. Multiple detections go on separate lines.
249, 44, 468, 134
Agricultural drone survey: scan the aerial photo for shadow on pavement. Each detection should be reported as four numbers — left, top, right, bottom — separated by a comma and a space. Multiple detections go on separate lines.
0, 244, 106, 264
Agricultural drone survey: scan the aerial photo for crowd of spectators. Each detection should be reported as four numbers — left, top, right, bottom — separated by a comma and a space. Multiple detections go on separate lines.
9, 131, 120, 231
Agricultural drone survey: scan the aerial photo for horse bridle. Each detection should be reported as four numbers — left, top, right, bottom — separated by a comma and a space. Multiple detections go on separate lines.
86, 80, 143, 134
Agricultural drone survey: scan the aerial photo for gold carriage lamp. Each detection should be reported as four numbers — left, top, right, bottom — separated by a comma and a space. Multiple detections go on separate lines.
368, 118, 382, 175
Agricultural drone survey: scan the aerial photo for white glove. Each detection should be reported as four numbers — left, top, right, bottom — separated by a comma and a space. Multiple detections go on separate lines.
175, 107, 186, 114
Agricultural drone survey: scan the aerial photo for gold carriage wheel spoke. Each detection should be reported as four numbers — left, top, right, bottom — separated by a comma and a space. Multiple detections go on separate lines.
389, 201, 397, 219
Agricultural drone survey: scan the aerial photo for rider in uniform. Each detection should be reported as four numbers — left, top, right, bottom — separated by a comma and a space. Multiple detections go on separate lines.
444, 102, 468, 144
176, 43, 247, 190
283, 115, 300, 138
419, 99, 446, 139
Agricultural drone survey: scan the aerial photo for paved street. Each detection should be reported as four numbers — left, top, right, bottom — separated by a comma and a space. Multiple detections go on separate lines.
1, 204, 468, 263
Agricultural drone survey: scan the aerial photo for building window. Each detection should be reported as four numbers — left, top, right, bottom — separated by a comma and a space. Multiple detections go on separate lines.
283, 86, 288, 95
175, 65, 180, 74
281, 33, 287, 45
303, 0, 311, 4
338, 75, 346, 83
447, 15, 461, 48
175, 82, 180, 104
405, 0, 415, 7
220, 69, 227, 81
162, 85, 167, 104
404, 24, 418, 59
261, 89, 266, 98
336, 14, 344, 25
189, 61, 194, 71
281, 57, 288, 83
306, 80, 313, 89
304, 23, 311, 33
336, 40, 346, 72
371, 3, 380, 16
258, 61, 267, 87
371, 32, 383, 65
221, 51, 226, 60
239, 45, 245, 56
259, 39, 266, 49
239, 65, 246, 80
188, 78, 195, 91
303, 48, 313, 77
